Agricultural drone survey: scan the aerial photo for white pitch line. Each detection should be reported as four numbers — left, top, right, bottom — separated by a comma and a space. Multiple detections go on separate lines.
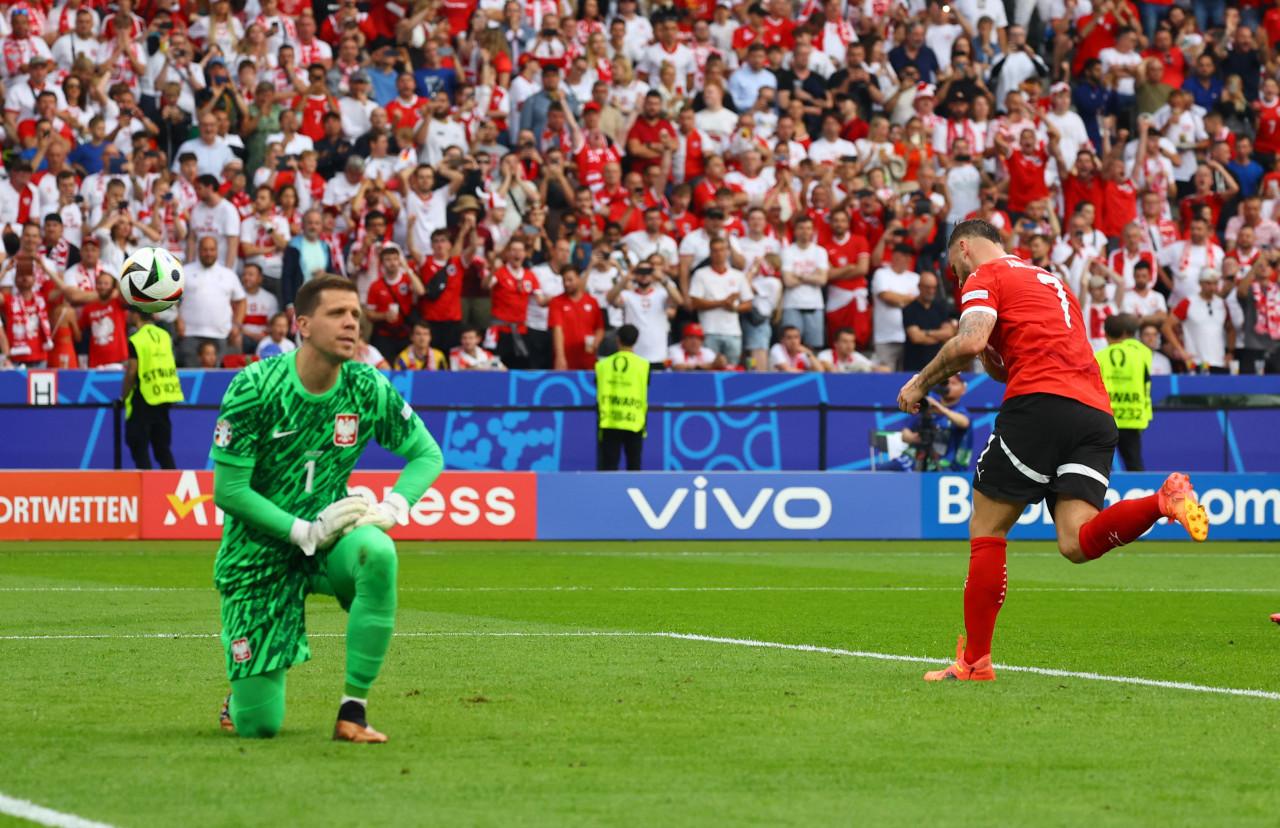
4, 585, 1280, 594
2, 630, 1277, 701
0, 792, 117, 828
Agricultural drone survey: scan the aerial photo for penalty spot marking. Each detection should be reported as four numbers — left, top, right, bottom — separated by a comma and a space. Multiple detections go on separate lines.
3, 631, 1279, 702
0, 792, 117, 828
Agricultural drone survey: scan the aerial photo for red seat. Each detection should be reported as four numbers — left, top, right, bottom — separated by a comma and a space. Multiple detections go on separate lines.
221, 354, 257, 369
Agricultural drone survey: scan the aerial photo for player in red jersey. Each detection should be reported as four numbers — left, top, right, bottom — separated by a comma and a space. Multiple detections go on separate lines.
897, 219, 1208, 682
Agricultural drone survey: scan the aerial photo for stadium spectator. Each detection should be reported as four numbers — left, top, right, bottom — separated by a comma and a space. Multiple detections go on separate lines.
450, 326, 504, 370
818, 326, 881, 373
1168, 268, 1232, 373
871, 244, 921, 370
668, 322, 725, 370
689, 236, 752, 367
549, 265, 604, 371
254, 313, 296, 360
178, 236, 247, 367
607, 260, 681, 368
769, 324, 822, 372
393, 318, 447, 370
902, 271, 954, 372
365, 243, 425, 360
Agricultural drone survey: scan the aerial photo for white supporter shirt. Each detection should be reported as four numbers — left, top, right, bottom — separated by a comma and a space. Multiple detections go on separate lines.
769, 342, 816, 370
339, 96, 377, 142
1122, 288, 1168, 318
737, 234, 781, 270
724, 169, 776, 208
586, 265, 624, 328
667, 342, 718, 368
188, 199, 242, 264
817, 347, 875, 372
871, 265, 920, 345
808, 136, 858, 166
780, 243, 829, 310
240, 213, 290, 278
422, 117, 468, 166
621, 231, 680, 268
693, 107, 738, 153
639, 42, 696, 84
1099, 47, 1142, 96
1174, 293, 1228, 368
322, 174, 363, 234
689, 265, 751, 336
679, 228, 742, 268
406, 185, 451, 257
619, 285, 671, 363
178, 260, 246, 339
527, 264, 564, 331
750, 272, 782, 319
242, 289, 279, 340
1157, 240, 1224, 307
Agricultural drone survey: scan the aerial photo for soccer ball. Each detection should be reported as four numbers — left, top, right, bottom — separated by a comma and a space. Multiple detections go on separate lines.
119, 247, 185, 313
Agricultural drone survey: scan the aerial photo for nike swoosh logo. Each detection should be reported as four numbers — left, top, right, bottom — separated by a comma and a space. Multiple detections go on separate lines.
272, 430, 298, 439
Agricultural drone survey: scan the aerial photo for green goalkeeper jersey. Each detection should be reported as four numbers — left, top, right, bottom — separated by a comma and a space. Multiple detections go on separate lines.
210, 351, 423, 593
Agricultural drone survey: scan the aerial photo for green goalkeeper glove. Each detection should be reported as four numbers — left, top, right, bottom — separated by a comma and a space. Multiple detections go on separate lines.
289, 496, 371, 557
355, 492, 411, 532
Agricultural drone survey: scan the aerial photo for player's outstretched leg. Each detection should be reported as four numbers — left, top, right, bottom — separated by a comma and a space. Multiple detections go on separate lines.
225, 669, 287, 738
1076, 473, 1208, 561
323, 525, 398, 743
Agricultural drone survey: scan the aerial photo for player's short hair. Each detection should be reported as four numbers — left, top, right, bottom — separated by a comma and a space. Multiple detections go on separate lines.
834, 326, 855, 342
948, 218, 1003, 248
295, 275, 358, 318
178, 152, 197, 165
196, 174, 219, 189
431, 229, 451, 242
1119, 313, 1140, 336
1133, 259, 1152, 274
617, 324, 639, 347
1103, 314, 1128, 340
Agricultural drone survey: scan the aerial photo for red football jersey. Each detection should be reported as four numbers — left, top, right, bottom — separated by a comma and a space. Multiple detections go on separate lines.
79, 296, 129, 367
959, 254, 1111, 413
547, 292, 604, 370
823, 232, 870, 291
366, 272, 415, 338
490, 264, 539, 325
419, 255, 464, 322
1005, 148, 1049, 213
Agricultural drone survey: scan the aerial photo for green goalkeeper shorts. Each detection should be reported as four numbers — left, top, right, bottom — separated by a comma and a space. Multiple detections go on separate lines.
219, 566, 329, 682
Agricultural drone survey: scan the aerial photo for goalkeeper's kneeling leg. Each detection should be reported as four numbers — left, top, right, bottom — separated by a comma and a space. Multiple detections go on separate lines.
327, 526, 399, 692
230, 668, 287, 738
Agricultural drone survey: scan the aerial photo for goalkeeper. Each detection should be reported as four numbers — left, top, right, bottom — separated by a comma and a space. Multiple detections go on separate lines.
210, 275, 443, 743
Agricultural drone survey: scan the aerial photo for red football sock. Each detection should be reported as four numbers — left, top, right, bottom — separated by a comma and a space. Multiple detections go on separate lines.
962, 537, 1007, 664
1077, 494, 1163, 560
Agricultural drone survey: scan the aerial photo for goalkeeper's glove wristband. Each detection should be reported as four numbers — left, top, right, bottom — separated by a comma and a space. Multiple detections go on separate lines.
355, 492, 411, 531
289, 495, 370, 557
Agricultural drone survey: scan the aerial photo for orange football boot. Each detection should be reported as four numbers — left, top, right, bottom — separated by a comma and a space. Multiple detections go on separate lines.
1158, 473, 1209, 541
924, 635, 996, 681
334, 719, 388, 743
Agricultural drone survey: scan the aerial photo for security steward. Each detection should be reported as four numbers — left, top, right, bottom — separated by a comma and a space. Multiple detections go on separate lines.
122, 308, 184, 469
1095, 313, 1151, 471
595, 323, 649, 470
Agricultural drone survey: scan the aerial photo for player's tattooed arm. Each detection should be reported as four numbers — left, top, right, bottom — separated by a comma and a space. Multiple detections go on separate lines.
912, 310, 995, 393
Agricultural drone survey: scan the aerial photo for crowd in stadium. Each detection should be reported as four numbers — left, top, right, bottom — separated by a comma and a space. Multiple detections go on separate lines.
0, 0, 1277, 374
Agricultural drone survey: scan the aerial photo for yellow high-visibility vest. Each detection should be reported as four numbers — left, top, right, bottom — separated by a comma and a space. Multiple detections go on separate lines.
127, 325, 183, 417
1095, 339, 1152, 430
595, 350, 649, 434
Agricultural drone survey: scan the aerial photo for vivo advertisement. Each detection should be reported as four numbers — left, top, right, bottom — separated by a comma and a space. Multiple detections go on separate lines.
536, 473, 1280, 541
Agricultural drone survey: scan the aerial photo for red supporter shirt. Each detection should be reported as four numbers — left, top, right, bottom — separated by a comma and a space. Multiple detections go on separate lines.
1062, 173, 1104, 226
1005, 147, 1049, 213
298, 95, 330, 142
626, 117, 677, 173
419, 255, 465, 322
1256, 99, 1280, 155
386, 97, 427, 132
1179, 192, 1225, 232
490, 263, 539, 325
575, 144, 622, 190
823, 233, 871, 291
1098, 178, 1139, 239
366, 272, 416, 339
849, 206, 886, 250
959, 254, 1110, 413
607, 200, 647, 234
79, 296, 129, 367
547, 292, 604, 370
670, 210, 700, 240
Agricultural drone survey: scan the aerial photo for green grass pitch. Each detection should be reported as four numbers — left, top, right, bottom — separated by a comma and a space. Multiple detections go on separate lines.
3, 539, 1280, 827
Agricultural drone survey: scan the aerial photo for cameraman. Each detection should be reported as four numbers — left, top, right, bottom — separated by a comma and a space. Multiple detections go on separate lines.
897, 374, 972, 471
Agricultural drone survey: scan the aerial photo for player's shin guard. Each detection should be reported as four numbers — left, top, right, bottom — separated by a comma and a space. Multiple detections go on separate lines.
1077, 494, 1163, 560
342, 527, 399, 696
963, 537, 1007, 664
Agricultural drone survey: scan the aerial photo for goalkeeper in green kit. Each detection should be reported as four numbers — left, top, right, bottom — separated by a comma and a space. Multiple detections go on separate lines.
210, 276, 443, 743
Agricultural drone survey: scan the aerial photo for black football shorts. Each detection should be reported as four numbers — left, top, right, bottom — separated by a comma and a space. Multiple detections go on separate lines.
973, 392, 1118, 515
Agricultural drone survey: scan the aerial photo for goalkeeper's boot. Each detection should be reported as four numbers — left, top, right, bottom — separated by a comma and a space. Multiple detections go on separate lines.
924, 635, 996, 681
219, 693, 235, 733
333, 701, 387, 743
1158, 473, 1209, 541
1271, 614, 1280, 626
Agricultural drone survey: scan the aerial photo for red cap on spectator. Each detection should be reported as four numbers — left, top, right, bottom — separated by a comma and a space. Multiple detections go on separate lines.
1050, 81, 1071, 96
683, 323, 705, 338
583, 102, 601, 113
81, 237, 100, 248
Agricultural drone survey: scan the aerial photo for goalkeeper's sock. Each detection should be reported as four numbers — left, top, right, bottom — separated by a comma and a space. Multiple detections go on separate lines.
344, 530, 398, 695
962, 537, 1007, 664
1078, 494, 1163, 561
338, 698, 368, 725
